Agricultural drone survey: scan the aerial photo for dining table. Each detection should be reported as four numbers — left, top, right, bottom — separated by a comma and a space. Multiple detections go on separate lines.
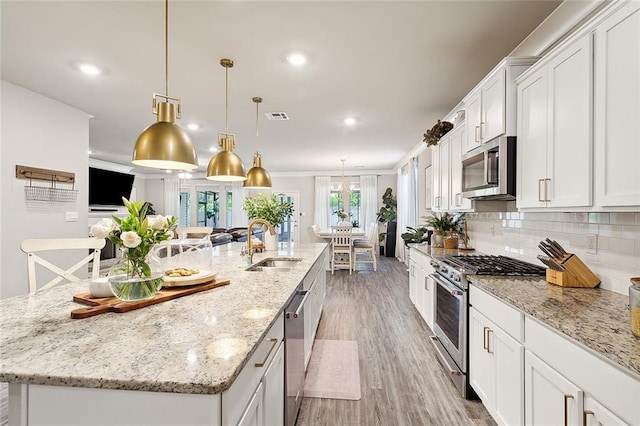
317, 227, 366, 239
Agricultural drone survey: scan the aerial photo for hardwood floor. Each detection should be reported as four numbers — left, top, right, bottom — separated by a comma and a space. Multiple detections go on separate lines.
296, 256, 495, 426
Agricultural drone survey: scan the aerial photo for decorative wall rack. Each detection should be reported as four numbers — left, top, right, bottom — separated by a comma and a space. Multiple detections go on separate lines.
16, 165, 78, 203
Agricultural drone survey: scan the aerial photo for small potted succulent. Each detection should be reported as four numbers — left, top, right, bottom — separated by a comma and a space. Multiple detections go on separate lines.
423, 212, 465, 249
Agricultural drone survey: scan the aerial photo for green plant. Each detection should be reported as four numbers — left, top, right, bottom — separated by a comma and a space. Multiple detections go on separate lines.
242, 193, 294, 227
376, 187, 397, 223
423, 212, 465, 234
401, 226, 430, 246
333, 209, 350, 221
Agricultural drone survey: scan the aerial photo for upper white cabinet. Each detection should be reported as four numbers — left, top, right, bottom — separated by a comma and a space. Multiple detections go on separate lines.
431, 124, 473, 212
431, 136, 450, 211
448, 125, 473, 211
517, 32, 593, 209
594, 1, 640, 207
464, 57, 537, 153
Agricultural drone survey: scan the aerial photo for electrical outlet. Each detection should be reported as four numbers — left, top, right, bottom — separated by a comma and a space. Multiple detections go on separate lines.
65, 211, 79, 222
587, 234, 597, 254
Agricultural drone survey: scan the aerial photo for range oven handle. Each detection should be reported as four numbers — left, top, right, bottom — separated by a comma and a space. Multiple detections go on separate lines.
429, 274, 463, 297
286, 290, 310, 319
429, 336, 461, 376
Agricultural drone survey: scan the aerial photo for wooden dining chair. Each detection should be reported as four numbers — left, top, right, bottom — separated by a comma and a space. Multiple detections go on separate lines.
331, 225, 354, 274
21, 237, 106, 293
353, 223, 378, 272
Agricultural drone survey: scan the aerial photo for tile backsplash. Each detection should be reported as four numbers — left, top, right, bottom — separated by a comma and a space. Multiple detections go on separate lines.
466, 212, 640, 295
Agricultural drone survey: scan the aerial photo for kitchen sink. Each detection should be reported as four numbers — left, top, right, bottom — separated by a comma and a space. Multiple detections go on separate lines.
246, 258, 302, 272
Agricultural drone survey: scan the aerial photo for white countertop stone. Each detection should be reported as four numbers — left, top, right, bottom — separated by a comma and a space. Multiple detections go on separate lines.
0, 242, 328, 394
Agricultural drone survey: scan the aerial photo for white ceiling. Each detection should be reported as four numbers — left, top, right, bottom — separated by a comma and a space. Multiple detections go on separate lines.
1, 1, 561, 175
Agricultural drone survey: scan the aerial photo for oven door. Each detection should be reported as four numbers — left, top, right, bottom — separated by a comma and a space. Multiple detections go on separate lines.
431, 273, 467, 370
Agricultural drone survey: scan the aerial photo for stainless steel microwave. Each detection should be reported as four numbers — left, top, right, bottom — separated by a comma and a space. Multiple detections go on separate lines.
461, 136, 516, 200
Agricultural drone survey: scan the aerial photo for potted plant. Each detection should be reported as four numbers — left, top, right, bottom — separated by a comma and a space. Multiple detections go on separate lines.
242, 193, 294, 249
376, 187, 397, 257
401, 226, 431, 246
423, 212, 465, 249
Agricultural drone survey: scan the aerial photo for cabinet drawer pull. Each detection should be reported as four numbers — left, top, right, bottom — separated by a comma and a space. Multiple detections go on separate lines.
475, 125, 480, 143
563, 394, 574, 426
483, 326, 489, 351
583, 409, 594, 426
424, 276, 429, 291
538, 179, 545, 202
545, 178, 551, 202
487, 329, 493, 353
479, 121, 485, 140
254, 338, 279, 367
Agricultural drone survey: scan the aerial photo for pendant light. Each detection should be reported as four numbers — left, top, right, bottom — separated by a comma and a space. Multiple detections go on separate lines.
132, 0, 198, 170
243, 97, 272, 189
206, 59, 246, 181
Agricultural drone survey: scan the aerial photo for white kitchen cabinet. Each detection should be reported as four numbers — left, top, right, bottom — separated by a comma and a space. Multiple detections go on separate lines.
517, 32, 592, 209
418, 260, 435, 329
304, 257, 326, 368
583, 394, 627, 426
262, 341, 285, 426
524, 350, 583, 426
409, 259, 418, 305
431, 136, 450, 211
408, 248, 435, 330
448, 124, 473, 211
469, 307, 524, 426
237, 382, 264, 426
594, 1, 640, 207
464, 57, 537, 152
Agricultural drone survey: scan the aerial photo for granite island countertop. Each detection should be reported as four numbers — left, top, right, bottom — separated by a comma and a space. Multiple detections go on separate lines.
0, 242, 328, 394
470, 276, 640, 378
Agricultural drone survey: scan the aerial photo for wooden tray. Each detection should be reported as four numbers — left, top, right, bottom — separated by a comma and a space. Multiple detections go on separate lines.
162, 270, 217, 287
71, 278, 230, 319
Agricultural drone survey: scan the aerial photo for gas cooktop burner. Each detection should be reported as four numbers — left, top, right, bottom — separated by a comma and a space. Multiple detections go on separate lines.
444, 255, 546, 276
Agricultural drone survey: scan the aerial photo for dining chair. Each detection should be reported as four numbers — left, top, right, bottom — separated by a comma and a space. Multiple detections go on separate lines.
353, 223, 378, 272
21, 237, 106, 293
331, 225, 353, 274
175, 226, 213, 240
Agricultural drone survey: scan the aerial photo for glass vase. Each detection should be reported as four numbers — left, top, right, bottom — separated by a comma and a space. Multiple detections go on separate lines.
432, 230, 444, 248
108, 250, 164, 301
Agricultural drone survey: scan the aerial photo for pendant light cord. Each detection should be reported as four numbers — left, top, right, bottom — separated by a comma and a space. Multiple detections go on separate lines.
165, 0, 168, 96
255, 100, 260, 153
225, 66, 229, 132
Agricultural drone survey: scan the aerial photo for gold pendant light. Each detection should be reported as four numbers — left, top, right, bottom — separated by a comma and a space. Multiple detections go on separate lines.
206, 59, 246, 181
132, 0, 198, 170
244, 96, 272, 189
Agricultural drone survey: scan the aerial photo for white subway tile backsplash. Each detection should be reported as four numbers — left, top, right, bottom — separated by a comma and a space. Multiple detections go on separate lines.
468, 210, 640, 296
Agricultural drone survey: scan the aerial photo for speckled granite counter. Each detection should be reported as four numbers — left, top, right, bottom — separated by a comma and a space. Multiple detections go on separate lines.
470, 276, 640, 378
0, 242, 328, 394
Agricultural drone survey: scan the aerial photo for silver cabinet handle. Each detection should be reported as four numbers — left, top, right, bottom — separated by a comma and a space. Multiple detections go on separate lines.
475, 125, 480, 143
538, 179, 545, 202
480, 121, 485, 141
487, 329, 494, 354
254, 338, 279, 367
545, 178, 551, 202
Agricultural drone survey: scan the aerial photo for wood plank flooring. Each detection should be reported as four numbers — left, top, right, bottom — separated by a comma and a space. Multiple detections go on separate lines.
296, 256, 495, 426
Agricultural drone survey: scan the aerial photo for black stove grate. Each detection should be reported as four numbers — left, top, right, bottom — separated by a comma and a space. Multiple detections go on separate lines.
444, 255, 546, 276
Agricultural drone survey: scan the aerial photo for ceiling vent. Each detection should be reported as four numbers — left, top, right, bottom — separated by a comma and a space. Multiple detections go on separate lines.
265, 112, 289, 121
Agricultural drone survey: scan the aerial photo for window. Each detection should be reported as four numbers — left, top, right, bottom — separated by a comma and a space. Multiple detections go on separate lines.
179, 191, 190, 227
196, 190, 219, 227
226, 191, 233, 228
328, 185, 361, 227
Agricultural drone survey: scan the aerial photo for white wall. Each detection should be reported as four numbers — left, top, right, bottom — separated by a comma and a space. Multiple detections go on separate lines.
1, 81, 91, 298
144, 178, 165, 216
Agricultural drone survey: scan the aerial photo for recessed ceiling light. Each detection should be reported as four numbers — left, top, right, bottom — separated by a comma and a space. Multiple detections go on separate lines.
78, 63, 102, 76
187, 123, 199, 131
344, 117, 356, 126
209, 146, 219, 153
287, 53, 307, 66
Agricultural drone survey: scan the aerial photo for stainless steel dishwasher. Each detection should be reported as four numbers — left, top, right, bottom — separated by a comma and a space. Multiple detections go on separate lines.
284, 283, 310, 426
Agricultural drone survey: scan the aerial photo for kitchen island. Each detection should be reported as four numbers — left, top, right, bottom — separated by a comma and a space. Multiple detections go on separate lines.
0, 242, 328, 425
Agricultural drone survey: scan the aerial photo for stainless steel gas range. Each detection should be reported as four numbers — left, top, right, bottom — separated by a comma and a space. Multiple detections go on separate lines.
428, 255, 545, 399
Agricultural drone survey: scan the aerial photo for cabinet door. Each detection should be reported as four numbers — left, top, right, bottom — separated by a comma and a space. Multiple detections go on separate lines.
419, 271, 434, 329
465, 89, 482, 152
439, 137, 451, 211
517, 68, 548, 208
469, 308, 493, 406
594, 1, 640, 206
482, 69, 506, 142
448, 125, 472, 211
263, 341, 285, 426
583, 395, 627, 426
547, 33, 593, 208
525, 351, 583, 426
238, 381, 264, 426
431, 145, 442, 210
493, 326, 524, 426
409, 261, 417, 305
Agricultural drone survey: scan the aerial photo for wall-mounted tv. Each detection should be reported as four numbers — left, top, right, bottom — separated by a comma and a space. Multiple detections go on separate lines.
89, 167, 135, 206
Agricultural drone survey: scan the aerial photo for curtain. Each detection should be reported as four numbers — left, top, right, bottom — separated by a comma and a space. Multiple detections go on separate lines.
231, 181, 248, 227
360, 175, 378, 233
163, 179, 180, 218
314, 176, 331, 230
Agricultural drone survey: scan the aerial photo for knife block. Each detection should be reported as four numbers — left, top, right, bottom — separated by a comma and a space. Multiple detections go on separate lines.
545, 254, 600, 288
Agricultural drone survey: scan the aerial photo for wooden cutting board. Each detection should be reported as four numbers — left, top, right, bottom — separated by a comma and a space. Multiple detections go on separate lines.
70, 278, 230, 319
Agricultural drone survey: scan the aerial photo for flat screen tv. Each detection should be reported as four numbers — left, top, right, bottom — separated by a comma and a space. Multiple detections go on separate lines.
89, 167, 135, 206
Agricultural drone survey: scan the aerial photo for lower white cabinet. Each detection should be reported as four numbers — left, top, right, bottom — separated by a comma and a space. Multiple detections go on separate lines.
469, 307, 524, 426
261, 340, 285, 426
237, 382, 264, 426
304, 265, 326, 368
408, 248, 435, 329
525, 351, 627, 426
